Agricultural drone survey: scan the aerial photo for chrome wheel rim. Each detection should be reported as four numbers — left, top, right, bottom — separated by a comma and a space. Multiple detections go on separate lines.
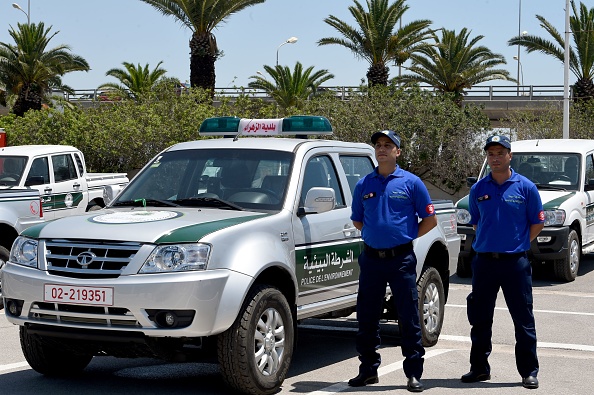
423, 282, 440, 333
254, 307, 285, 376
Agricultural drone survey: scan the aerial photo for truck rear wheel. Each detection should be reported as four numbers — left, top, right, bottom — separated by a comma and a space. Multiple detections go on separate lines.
417, 267, 445, 347
20, 326, 93, 375
554, 229, 580, 282
217, 285, 294, 395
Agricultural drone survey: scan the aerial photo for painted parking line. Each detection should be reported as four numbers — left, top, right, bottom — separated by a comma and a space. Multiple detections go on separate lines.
307, 349, 454, 395
447, 303, 594, 317
0, 362, 29, 373
441, 334, 594, 353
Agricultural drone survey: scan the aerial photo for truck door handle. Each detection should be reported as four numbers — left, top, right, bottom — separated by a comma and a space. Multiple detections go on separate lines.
343, 224, 357, 236
44, 187, 52, 193
73, 182, 81, 189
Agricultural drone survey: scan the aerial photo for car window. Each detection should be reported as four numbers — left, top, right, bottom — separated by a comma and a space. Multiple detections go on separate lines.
300, 156, 345, 208
52, 154, 78, 182
339, 155, 375, 193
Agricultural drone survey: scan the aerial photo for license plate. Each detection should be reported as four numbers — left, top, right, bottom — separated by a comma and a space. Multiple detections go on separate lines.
44, 284, 114, 306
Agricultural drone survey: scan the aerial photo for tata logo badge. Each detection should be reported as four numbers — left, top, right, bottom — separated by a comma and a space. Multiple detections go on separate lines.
76, 251, 96, 268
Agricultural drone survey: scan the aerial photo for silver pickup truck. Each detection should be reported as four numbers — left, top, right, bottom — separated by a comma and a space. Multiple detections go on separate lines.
2, 116, 460, 395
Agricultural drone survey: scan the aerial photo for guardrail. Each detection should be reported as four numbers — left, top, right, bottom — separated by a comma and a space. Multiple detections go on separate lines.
57, 85, 569, 103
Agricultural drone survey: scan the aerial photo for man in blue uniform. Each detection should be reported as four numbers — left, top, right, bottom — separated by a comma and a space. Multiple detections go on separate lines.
461, 135, 544, 389
350, 130, 437, 393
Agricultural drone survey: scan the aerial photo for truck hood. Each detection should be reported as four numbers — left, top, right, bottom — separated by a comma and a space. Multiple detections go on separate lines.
455, 190, 576, 211
21, 208, 268, 244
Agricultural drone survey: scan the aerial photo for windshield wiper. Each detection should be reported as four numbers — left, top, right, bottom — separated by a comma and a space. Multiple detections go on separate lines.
111, 199, 180, 207
174, 197, 243, 211
535, 184, 568, 191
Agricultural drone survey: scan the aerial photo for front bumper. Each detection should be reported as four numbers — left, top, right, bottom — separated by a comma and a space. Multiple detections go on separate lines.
1, 262, 252, 337
458, 225, 569, 261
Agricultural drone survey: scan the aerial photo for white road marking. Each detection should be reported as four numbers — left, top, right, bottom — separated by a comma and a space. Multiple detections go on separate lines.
447, 303, 594, 317
307, 349, 454, 395
440, 334, 594, 352
0, 362, 30, 373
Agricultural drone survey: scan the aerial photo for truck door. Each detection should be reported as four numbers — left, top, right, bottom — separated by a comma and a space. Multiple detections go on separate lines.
584, 154, 594, 244
25, 156, 54, 219
292, 154, 361, 307
48, 153, 87, 218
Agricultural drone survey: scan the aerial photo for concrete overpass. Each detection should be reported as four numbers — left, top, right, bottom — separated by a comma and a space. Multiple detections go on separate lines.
0, 85, 567, 125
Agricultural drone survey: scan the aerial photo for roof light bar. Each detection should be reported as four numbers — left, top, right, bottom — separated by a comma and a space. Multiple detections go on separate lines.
199, 116, 333, 136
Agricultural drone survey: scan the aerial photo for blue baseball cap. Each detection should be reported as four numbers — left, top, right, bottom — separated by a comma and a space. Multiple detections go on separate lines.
484, 135, 511, 150
371, 130, 401, 148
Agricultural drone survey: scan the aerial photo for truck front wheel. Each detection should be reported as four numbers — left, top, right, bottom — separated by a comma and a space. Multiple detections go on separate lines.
217, 285, 294, 395
417, 267, 445, 347
554, 229, 580, 282
20, 326, 93, 375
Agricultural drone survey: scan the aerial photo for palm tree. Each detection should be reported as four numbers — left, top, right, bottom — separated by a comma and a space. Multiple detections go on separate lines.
508, 0, 594, 100
140, 0, 265, 93
317, 0, 432, 87
0, 22, 89, 116
247, 62, 334, 109
397, 28, 513, 105
98, 61, 167, 99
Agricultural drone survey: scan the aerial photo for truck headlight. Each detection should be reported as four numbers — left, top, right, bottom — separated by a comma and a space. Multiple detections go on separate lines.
140, 244, 210, 273
544, 210, 565, 226
456, 208, 471, 225
10, 237, 38, 268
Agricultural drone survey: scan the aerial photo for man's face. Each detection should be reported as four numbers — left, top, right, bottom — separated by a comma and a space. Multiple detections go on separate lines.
374, 136, 401, 164
486, 144, 512, 172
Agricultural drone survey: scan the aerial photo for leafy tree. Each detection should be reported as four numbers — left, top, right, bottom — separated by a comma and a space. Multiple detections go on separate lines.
140, 0, 265, 93
397, 28, 513, 105
98, 61, 168, 99
247, 62, 334, 110
508, 1, 594, 100
0, 23, 89, 116
318, 0, 432, 87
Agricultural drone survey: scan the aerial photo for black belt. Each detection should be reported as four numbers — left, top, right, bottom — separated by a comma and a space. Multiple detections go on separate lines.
477, 252, 526, 260
364, 242, 413, 259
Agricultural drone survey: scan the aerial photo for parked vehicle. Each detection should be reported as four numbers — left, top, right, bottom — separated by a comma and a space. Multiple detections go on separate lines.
1, 117, 459, 395
0, 145, 128, 254
456, 139, 594, 282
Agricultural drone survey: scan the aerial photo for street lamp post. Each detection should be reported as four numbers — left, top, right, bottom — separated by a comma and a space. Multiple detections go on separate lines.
516, 0, 527, 96
513, 56, 524, 95
276, 36, 298, 66
12, 1, 30, 24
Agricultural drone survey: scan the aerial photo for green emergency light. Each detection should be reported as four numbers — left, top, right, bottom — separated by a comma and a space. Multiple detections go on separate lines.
199, 115, 333, 137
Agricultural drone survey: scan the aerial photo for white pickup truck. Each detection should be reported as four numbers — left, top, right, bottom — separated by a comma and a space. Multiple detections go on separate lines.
0, 145, 128, 253
2, 117, 460, 395
456, 139, 594, 282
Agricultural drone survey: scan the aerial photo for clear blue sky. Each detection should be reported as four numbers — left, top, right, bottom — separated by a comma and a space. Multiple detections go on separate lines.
0, 0, 571, 90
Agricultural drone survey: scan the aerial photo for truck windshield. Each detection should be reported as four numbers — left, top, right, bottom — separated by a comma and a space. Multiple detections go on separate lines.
481, 153, 581, 191
114, 148, 294, 212
0, 156, 27, 186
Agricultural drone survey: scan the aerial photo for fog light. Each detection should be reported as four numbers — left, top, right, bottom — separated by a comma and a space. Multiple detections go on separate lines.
165, 312, 176, 326
537, 236, 552, 243
6, 299, 23, 316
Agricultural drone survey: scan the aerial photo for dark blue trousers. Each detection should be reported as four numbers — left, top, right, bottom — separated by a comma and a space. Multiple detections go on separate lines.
467, 253, 539, 378
355, 249, 425, 379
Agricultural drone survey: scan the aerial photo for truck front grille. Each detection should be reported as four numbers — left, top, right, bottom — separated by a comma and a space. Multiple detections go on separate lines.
30, 302, 140, 327
45, 240, 141, 279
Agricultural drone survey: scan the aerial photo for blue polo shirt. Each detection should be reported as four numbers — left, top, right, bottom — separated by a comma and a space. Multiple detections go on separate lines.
351, 166, 435, 249
469, 169, 544, 253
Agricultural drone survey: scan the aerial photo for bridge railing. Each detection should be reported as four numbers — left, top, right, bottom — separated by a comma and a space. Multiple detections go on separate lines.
59, 85, 569, 103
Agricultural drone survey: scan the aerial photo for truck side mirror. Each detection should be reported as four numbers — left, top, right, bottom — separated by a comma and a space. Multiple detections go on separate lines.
25, 176, 45, 186
103, 184, 124, 206
298, 187, 335, 216
466, 177, 477, 188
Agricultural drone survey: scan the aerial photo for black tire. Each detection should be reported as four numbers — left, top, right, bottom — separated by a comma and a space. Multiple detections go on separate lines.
417, 267, 445, 347
217, 285, 294, 395
0, 245, 8, 311
19, 326, 93, 375
456, 255, 473, 278
87, 203, 104, 211
553, 229, 580, 282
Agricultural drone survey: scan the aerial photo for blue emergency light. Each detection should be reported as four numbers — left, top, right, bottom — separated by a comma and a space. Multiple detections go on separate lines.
199, 116, 333, 137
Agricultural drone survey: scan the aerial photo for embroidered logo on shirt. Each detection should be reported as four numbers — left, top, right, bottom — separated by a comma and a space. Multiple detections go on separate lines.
477, 194, 490, 201
390, 190, 408, 200
538, 210, 545, 221
363, 192, 376, 199
426, 204, 435, 215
